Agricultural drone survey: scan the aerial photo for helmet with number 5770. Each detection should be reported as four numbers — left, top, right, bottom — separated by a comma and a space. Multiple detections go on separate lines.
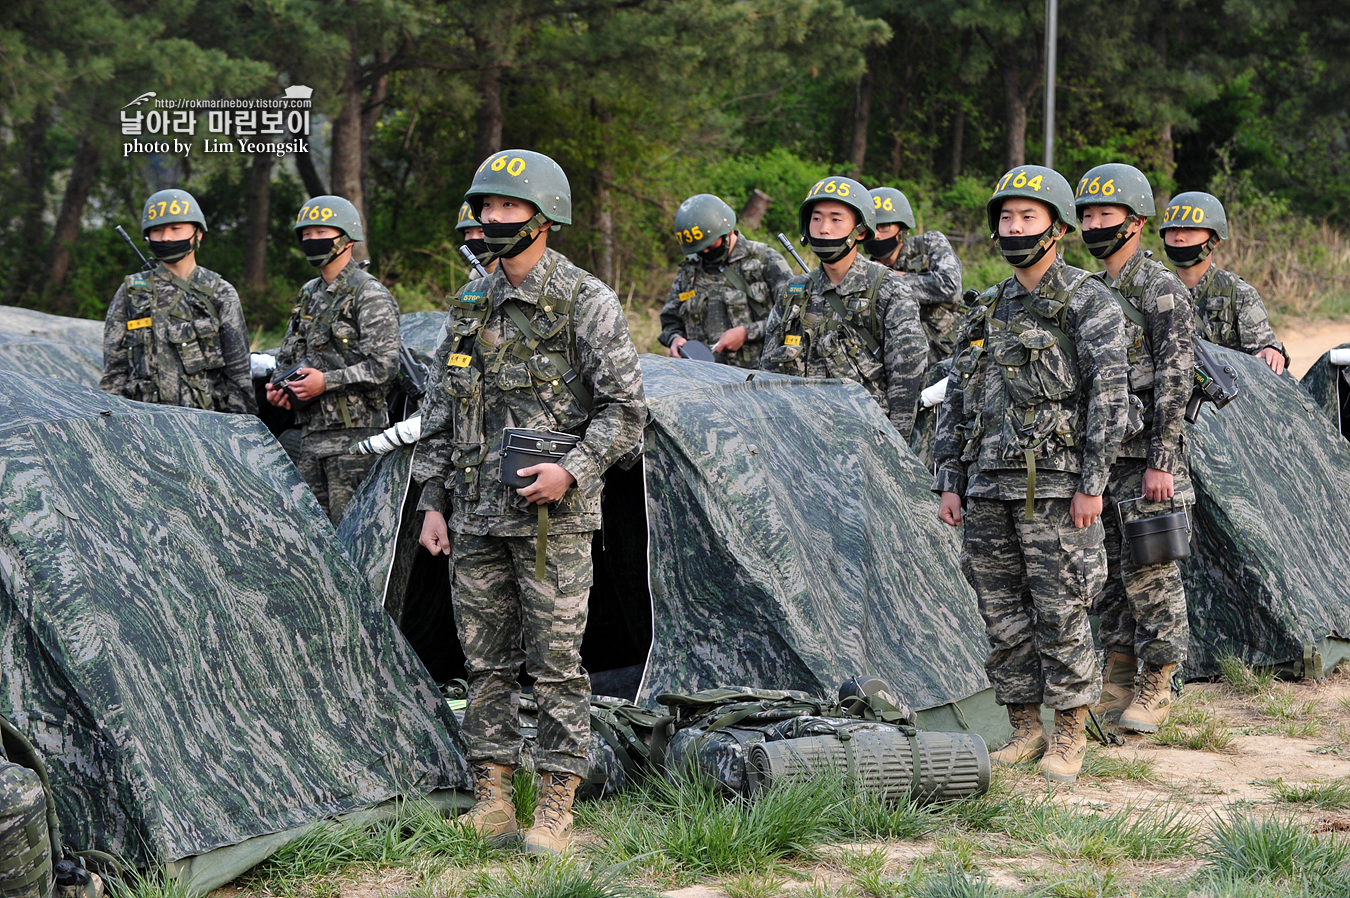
798, 175, 876, 240
1158, 191, 1228, 240
986, 165, 1078, 235
293, 195, 365, 242
465, 149, 572, 226
1073, 163, 1156, 218
141, 188, 207, 237
869, 187, 916, 230
674, 194, 736, 255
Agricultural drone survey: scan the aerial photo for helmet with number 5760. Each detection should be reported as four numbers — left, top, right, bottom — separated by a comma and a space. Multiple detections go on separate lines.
798, 175, 876, 240
141, 188, 207, 237
1158, 191, 1228, 240
293, 195, 365, 242
673, 194, 736, 255
465, 149, 572, 226
986, 165, 1078, 235
1073, 163, 1156, 218
869, 187, 916, 230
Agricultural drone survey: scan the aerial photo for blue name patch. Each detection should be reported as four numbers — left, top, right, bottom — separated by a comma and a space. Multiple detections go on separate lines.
462, 291, 485, 304
787, 284, 806, 295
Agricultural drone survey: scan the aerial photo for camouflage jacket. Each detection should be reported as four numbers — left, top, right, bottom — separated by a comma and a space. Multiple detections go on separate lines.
759, 255, 927, 439
933, 257, 1128, 501
887, 230, 963, 366
100, 264, 255, 414
275, 259, 401, 435
1190, 266, 1288, 362
1106, 249, 1194, 471
658, 233, 793, 368
413, 248, 647, 537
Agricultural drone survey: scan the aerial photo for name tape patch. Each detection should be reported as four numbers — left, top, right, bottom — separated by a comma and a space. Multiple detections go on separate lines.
678, 290, 696, 303
785, 335, 802, 346
448, 353, 473, 368
126, 317, 152, 331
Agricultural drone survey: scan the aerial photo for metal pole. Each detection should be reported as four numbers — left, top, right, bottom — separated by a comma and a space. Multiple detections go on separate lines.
1044, 0, 1058, 169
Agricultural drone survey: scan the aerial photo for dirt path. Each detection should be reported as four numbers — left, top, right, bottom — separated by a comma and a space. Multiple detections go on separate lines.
1280, 318, 1350, 377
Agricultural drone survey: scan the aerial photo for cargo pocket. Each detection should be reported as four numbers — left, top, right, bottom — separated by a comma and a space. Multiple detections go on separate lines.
760, 340, 804, 375
330, 320, 359, 361
1058, 514, 1106, 602
529, 354, 588, 430
555, 549, 595, 593
168, 319, 208, 374
193, 317, 226, 370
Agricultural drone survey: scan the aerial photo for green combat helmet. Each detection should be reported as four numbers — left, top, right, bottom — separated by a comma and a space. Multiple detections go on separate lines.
837, 675, 914, 724
673, 194, 736, 256
294, 195, 364, 267
141, 188, 207, 237
986, 165, 1077, 235
1159, 191, 1228, 239
466, 149, 572, 225
1074, 163, 1155, 258
455, 201, 481, 232
869, 186, 916, 230
799, 175, 874, 263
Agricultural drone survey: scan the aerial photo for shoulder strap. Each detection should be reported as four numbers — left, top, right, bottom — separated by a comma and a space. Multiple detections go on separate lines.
502, 297, 593, 412
1114, 290, 1146, 329
722, 263, 765, 319
1015, 269, 1096, 370
823, 264, 885, 359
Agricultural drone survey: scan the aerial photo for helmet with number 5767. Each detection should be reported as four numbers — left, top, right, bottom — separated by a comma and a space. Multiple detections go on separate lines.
798, 175, 876, 240
986, 165, 1078, 235
141, 188, 207, 237
293, 195, 365, 242
466, 149, 572, 226
673, 194, 736, 255
1073, 163, 1156, 218
1158, 191, 1228, 240
869, 187, 916, 230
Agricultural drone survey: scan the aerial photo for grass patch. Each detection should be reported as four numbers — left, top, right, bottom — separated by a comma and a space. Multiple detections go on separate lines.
1261, 777, 1350, 809
879, 862, 1011, 898
515, 768, 539, 829
1257, 686, 1322, 721
1014, 801, 1198, 864
463, 855, 655, 898
1218, 656, 1276, 697
1154, 706, 1237, 753
721, 870, 790, 898
1079, 747, 1157, 782
109, 869, 193, 898
1207, 812, 1350, 882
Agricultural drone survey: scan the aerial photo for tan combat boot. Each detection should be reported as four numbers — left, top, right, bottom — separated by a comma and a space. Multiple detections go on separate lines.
463, 762, 517, 843
1039, 706, 1089, 784
522, 772, 582, 856
989, 703, 1048, 766
1119, 663, 1177, 734
1092, 652, 1137, 722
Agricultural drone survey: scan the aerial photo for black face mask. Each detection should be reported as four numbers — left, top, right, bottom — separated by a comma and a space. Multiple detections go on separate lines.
699, 238, 731, 266
997, 224, 1058, 269
863, 235, 900, 260
1163, 239, 1212, 268
464, 237, 491, 263
300, 236, 344, 268
149, 236, 195, 263
482, 214, 546, 260
808, 234, 855, 265
1081, 222, 1134, 260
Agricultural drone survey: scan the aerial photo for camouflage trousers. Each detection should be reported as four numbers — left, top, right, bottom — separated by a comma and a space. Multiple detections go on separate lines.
452, 530, 593, 778
960, 497, 1106, 710
294, 428, 381, 523
1097, 457, 1192, 667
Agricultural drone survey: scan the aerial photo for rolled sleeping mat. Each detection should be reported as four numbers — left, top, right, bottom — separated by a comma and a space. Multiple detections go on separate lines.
0, 762, 53, 898
920, 376, 949, 409
747, 729, 989, 803
351, 415, 422, 455
1329, 348, 1350, 366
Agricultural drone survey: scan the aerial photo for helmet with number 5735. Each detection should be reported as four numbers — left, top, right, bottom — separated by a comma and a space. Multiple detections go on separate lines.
1158, 191, 1228, 240
465, 149, 572, 226
798, 175, 876, 240
141, 188, 207, 237
293, 195, 365, 242
986, 165, 1078, 235
673, 194, 736, 255
869, 187, 916, 230
1073, 163, 1156, 218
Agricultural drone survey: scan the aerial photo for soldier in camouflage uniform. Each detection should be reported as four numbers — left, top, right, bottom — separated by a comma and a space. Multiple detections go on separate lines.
414, 150, 645, 856
934, 165, 1128, 785
760, 176, 927, 439
864, 186, 964, 366
101, 189, 255, 414
1075, 164, 1194, 734
658, 194, 793, 368
1160, 191, 1288, 374
457, 200, 498, 276
265, 196, 401, 523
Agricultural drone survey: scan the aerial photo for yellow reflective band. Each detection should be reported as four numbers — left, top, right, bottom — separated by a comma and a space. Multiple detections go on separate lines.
448, 353, 472, 368
126, 317, 152, 330
785, 335, 802, 346
679, 290, 695, 303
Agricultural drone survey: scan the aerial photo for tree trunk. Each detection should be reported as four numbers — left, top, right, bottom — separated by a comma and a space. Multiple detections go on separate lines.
295, 141, 328, 198
44, 136, 100, 300
1001, 60, 1028, 169
738, 189, 772, 231
950, 105, 966, 181
17, 108, 50, 295
242, 151, 274, 291
474, 64, 504, 163
847, 67, 874, 177
330, 48, 367, 260
360, 51, 390, 205
594, 103, 615, 286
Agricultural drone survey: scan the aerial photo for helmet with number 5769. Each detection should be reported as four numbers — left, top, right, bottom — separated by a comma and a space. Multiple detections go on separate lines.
798, 175, 876, 240
141, 188, 207, 237
293, 195, 365, 242
1158, 191, 1228, 240
986, 165, 1078, 235
466, 149, 572, 226
1073, 163, 1156, 218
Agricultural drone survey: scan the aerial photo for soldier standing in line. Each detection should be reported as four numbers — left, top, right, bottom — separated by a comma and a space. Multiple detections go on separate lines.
265, 196, 401, 522
457, 200, 499, 276
1075, 163, 1194, 734
760, 176, 927, 439
414, 150, 646, 856
934, 166, 1128, 785
658, 194, 793, 368
1160, 191, 1288, 374
101, 189, 255, 414
864, 186, 964, 366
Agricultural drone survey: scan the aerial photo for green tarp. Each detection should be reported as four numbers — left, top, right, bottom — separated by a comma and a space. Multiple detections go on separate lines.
1300, 342, 1350, 436
0, 306, 103, 388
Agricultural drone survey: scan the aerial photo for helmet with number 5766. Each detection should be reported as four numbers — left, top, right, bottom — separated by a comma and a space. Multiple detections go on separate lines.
466, 149, 572, 226
986, 165, 1078, 235
1073, 163, 1156, 218
673, 194, 735, 255
798, 175, 876, 240
141, 188, 207, 237
293, 195, 365, 242
1158, 191, 1228, 240
869, 187, 916, 230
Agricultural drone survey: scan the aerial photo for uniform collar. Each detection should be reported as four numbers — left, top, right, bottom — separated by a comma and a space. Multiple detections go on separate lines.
325, 258, 361, 293
823, 255, 875, 295
491, 247, 563, 309
1192, 265, 1216, 294
1110, 247, 1149, 288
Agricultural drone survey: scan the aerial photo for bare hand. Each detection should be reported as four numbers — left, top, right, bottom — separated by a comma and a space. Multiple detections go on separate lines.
668, 335, 687, 358
1142, 468, 1175, 502
939, 491, 963, 526
264, 383, 292, 410
288, 367, 328, 401
516, 463, 576, 504
1256, 347, 1286, 375
419, 510, 451, 555
713, 326, 748, 353
1071, 492, 1103, 529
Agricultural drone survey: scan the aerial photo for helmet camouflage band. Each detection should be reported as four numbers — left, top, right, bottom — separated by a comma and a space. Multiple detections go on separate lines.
141, 189, 207, 237
1073, 163, 1156, 218
798, 175, 876, 240
465, 149, 572, 226
455, 201, 481, 232
674, 194, 736, 255
293, 195, 365, 242
1159, 191, 1228, 240
869, 187, 916, 230
986, 165, 1078, 235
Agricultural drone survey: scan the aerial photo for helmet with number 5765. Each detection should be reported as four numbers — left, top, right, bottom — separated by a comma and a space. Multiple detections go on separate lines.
1073, 163, 1156, 218
673, 194, 736, 255
466, 149, 572, 226
141, 188, 207, 237
293, 195, 365, 242
986, 165, 1078, 235
798, 175, 876, 240
869, 187, 916, 230
1158, 191, 1228, 240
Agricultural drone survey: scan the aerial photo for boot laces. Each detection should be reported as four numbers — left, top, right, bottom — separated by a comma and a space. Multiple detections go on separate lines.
1136, 668, 1169, 705
1048, 710, 1085, 757
536, 774, 572, 827
1008, 704, 1036, 732
471, 764, 496, 803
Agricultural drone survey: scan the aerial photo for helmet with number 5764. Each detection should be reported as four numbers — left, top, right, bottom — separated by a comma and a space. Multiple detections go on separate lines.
141, 188, 207, 237
293, 195, 365, 242
798, 175, 876, 240
869, 187, 916, 230
1073, 163, 1156, 218
673, 194, 736, 255
466, 149, 572, 226
986, 165, 1078, 235
1158, 191, 1228, 240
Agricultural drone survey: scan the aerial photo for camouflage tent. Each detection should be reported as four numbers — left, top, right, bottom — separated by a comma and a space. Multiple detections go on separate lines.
1181, 345, 1350, 676
0, 306, 103, 347
1300, 342, 1350, 439
0, 371, 468, 892
0, 306, 103, 387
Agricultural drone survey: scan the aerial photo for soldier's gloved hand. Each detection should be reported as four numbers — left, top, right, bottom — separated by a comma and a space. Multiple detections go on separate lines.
713, 326, 748, 353
1071, 492, 1103, 529
1256, 347, 1285, 375
419, 510, 451, 555
1142, 468, 1174, 502
939, 491, 963, 527
288, 367, 328, 401
516, 463, 575, 504
668, 335, 687, 358
264, 383, 292, 410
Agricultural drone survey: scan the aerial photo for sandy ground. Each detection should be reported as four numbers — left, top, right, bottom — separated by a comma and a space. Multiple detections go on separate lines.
1279, 318, 1350, 377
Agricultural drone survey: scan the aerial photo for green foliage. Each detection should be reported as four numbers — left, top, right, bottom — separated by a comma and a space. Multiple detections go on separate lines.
1261, 777, 1350, 810
1206, 813, 1350, 885
1218, 655, 1276, 697
463, 856, 656, 898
